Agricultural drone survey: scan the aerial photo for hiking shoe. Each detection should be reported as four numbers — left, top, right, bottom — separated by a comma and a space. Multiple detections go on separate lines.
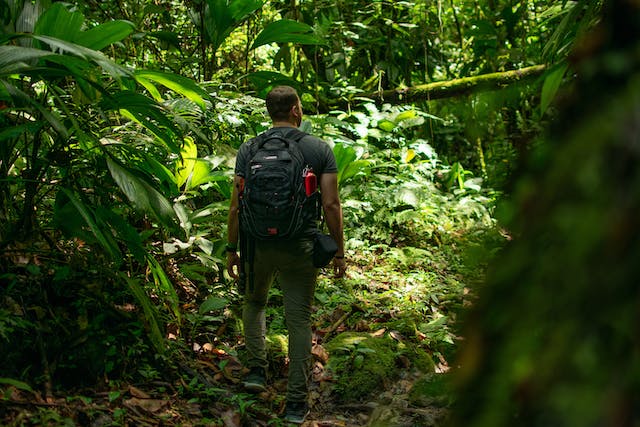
242, 367, 267, 393
283, 401, 310, 424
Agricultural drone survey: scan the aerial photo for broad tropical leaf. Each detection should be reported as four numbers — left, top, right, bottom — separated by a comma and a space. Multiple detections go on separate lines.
34, 3, 134, 51
59, 189, 123, 261
31, 35, 132, 80
246, 70, 300, 96
120, 273, 166, 354
107, 158, 178, 228
0, 45, 53, 74
176, 136, 198, 188
146, 256, 182, 323
100, 91, 181, 153
199, 296, 228, 314
135, 70, 208, 110
251, 19, 326, 49
34, 3, 83, 42
334, 143, 371, 186
186, 160, 219, 190
78, 20, 135, 51
540, 63, 568, 114
200, 0, 264, 52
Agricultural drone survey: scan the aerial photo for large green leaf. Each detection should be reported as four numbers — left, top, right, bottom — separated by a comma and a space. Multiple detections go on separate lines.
199, 296, 228, 314
0, 378, 34, 392
187, 160, 219, 190
540, 63, 568, 114
120, 273, 165, 354
1, 81, 69, 137
334, 143, 371, 186
246, 70, 300, 96
174, 137, 219, 191
34, 3, 133, 51
0, 45, 54, 74
201, 0, 264, 52
135, 70, 207, 110
143, 156, 179, 196
96, 206, 146, 263
107, 157, 177, 229
34, 3, 83, 42
251, 19, 326, 49
175, 136, 197, 188
31, 35, 132, 80
228, 0, 265, 21
100, 91, 181, 153
78, 20, 135, 51
146, 256, 181, 324
59, 189, 122, 261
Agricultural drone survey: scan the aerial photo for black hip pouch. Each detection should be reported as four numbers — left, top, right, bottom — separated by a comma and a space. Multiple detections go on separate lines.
313, 233, 338, 267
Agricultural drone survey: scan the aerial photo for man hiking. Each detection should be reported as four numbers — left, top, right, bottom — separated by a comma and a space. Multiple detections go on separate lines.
226, 85, 346, 423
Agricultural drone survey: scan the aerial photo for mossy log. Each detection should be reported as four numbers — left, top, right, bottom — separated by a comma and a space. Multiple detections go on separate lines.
317, 65, 547, 113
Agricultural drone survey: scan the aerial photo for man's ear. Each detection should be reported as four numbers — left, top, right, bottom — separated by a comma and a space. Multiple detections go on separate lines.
291, 103, 301, 117
291, 103, 302, 126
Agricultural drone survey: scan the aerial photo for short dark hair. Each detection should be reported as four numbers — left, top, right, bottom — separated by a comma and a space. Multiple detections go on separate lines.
266, 86, 299, 121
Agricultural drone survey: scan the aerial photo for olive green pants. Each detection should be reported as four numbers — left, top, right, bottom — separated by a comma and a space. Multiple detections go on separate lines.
242, 237, 318, 402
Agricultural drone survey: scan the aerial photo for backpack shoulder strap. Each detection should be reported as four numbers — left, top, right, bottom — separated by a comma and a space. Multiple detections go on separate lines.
283, 128, 308, 143
250, 128, 307, 154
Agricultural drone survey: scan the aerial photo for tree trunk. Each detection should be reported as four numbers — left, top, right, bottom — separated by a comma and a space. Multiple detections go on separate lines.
315, 64, 547, 113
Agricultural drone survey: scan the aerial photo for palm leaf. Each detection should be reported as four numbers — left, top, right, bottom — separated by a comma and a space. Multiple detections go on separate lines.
79, 20, 135, 51
135, 70, 207, 110
0, 45, 53, 74
175, 136, 197, 188
541, 63, 568, 114
31, 35, 132, 80
120, 273, 166, 354
59, 189, 122, 261
146, 256, 182, 324
33, 3, 83, 42
200, 0, 264, 52
251, 19, 326, 49
106, 157, 178, 229
34, 3, 134, 51
100, 90, 181, 153
1, 81, 69, 137
229, 0, 265, 21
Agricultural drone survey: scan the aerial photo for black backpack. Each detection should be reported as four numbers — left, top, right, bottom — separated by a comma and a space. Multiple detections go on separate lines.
239, 128, 316, 240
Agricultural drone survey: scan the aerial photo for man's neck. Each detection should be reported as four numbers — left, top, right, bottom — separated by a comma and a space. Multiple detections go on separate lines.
272, 121, 297, 128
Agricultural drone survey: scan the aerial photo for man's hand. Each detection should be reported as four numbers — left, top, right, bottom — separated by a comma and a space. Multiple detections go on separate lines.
332, 256, 347, 278
227, 251, 240, 280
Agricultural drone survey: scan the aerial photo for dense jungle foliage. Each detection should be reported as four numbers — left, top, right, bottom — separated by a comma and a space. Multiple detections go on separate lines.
2, 0, 633, 426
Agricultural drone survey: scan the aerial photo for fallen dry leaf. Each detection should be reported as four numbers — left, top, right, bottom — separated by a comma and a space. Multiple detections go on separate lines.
221, 408, 241, 427
128, 385, 150, 399
389, 330, 405, 342
312, 344, 329, 363
123, 397, 169, 414
370, 328, 386, 337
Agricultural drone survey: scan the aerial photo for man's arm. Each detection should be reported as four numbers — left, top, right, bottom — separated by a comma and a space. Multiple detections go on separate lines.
320, 172, 346, 277
226, 175, 242, 279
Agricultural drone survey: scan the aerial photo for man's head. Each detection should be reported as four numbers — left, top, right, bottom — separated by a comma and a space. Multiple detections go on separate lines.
266, 86, 302, 127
